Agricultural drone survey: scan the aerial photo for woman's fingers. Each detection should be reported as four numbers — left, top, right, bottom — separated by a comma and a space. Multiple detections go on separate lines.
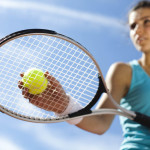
18, 80, 23, 89
20, 72, 24, 77
22, 87, 30, 99
44, 71, 65, 93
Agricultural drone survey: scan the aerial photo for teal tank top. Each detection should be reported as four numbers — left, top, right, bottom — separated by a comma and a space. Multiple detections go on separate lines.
119, 60, 150, 150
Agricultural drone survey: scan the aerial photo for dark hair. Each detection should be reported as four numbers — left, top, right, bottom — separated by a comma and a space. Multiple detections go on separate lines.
131, 0, 150, 12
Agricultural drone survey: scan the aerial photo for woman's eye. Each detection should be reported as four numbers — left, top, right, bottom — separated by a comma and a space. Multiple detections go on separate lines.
130, 23, 136, 30
144, 19, 150, 25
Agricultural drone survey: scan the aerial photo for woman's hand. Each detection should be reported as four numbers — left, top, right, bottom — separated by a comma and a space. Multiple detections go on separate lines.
18, 71, 69, 114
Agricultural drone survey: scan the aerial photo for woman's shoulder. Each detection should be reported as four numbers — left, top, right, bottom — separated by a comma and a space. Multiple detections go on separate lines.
109, 62, 132, 75
106, 62, 132, 91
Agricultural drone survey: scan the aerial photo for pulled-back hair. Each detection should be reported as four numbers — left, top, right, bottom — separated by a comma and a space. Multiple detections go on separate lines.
131, 0, 150, 11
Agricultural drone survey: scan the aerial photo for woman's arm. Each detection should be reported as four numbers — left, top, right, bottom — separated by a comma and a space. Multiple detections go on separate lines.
76, 62, 132, 135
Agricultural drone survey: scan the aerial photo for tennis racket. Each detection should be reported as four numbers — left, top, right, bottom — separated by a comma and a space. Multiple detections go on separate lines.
0, 29, 150, 128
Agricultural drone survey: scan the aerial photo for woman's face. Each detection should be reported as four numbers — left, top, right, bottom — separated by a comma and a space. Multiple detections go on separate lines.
129, 8, 150, 53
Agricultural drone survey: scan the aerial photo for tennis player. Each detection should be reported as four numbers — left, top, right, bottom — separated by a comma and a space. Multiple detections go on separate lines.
76, 1, 150, 149
18, 1, 150, 149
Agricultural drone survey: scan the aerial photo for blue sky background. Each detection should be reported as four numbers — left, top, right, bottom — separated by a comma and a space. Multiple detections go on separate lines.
0, 0, 142, 150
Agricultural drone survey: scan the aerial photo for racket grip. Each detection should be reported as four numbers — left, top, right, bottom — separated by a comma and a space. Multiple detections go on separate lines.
134, 112, 150, 128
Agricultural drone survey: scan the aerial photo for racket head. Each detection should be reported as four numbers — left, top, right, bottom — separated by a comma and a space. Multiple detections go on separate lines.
0, 29, 106, 123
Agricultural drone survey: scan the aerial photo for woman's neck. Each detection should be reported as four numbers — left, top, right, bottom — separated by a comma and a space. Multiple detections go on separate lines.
139, 53, 150, 67
138, 54, 150, 76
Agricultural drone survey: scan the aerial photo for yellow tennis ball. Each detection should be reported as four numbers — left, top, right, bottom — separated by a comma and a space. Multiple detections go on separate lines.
22, 68, 48, 95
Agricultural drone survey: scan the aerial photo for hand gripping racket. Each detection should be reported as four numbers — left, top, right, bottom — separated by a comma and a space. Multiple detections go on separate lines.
0, 29, 150, 128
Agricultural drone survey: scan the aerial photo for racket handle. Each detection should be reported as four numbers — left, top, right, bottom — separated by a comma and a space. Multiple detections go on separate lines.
134, 112, 150, 128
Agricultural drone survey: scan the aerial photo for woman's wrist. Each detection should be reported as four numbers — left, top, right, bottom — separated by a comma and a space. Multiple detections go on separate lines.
56, 95, 83, 125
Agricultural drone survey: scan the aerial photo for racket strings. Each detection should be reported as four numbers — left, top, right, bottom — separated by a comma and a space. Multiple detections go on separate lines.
0, 34, 99, 119
16, 36, 94, 69
0, 40, 96, 108
1, 37, 36, 113
51, 44, 97, 101
4, 37, 98, 85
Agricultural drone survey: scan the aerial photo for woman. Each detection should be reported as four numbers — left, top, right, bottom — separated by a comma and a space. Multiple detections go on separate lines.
18, 1, 150, 149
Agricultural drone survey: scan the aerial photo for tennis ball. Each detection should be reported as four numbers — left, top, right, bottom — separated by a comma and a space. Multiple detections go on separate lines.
22, 68, 48, 95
